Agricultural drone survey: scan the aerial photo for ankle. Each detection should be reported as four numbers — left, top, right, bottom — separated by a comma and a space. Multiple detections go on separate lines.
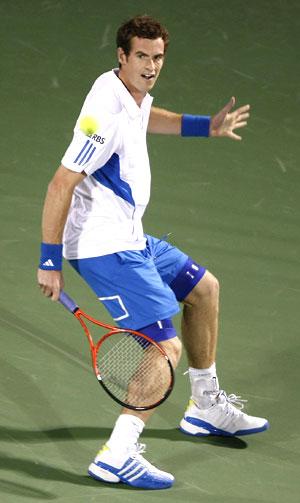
105, 414, 144, 455
188, 363, 219, 409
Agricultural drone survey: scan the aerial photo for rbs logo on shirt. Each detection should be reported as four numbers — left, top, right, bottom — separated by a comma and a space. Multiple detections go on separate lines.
89, 133, 105, 144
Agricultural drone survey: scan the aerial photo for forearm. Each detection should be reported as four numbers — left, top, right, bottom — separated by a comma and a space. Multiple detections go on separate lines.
38, 165, 85, 295
42, 179, 73, 244
148, 106, 211, 137
148, 106, 182, 135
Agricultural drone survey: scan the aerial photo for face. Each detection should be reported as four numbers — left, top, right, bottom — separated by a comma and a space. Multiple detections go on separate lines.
118, 36, 165, 104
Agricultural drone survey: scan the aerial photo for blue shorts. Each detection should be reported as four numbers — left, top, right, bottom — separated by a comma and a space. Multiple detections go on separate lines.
69, 235, 206, 331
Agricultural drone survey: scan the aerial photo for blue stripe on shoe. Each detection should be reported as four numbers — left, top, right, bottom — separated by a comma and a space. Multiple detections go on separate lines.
118, 460, 145, 479
89, 458, 173, 489
234, 422, 269, 436
183, 416, 269, 437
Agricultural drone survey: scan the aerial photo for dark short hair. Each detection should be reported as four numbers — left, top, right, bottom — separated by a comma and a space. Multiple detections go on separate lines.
116, 15, 169, 55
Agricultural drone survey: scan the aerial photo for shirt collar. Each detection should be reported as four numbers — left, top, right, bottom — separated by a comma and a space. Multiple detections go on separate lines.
111, 69, 153, 118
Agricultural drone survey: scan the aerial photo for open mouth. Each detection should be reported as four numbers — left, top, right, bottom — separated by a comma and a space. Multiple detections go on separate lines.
141, 73, 155, 81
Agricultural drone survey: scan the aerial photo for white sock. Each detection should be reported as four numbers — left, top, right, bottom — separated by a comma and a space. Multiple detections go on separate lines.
104, 414, 145, 458
189, 363, 219, 409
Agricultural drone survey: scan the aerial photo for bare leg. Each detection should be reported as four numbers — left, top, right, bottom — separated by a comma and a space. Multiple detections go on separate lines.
121, 270, 219, 423
90, 340, 179, 488
181, 271, 219, 369
121, 336, 182, 423
176, 270, 269, 436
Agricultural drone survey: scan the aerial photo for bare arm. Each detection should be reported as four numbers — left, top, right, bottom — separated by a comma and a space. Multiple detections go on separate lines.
147, 106, 182, 135
37, 164, 86, 301
148, 98, 250, 139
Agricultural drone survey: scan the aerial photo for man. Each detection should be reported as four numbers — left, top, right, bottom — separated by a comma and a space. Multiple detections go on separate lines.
37, 15, 269, 490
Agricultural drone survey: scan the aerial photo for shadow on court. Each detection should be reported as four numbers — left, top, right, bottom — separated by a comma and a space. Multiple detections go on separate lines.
0, 424, 247, 449
0, 451, 95, 487
0, 451, 165, 494
0, 477, 56, 500
0, 426, 247, 498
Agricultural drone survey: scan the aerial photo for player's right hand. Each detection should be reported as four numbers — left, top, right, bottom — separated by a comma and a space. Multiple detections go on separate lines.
37, 269, 64, 301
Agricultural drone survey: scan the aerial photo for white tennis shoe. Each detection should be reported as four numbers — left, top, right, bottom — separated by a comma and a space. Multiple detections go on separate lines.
180, 391, 269, 437
88, 443, 174, 489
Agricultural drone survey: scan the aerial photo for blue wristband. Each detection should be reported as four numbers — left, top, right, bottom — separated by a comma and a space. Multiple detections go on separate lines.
39, 242, 63, 271
181, 114, 211, 137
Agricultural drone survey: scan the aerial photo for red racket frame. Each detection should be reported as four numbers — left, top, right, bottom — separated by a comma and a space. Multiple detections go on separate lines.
62, 299, 175, 411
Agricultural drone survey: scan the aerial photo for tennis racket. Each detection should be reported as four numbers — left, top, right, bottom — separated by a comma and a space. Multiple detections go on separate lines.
59, 291, 174, 411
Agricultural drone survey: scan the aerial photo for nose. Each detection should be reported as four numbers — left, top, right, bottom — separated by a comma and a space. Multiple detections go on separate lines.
145, 58, 155, 72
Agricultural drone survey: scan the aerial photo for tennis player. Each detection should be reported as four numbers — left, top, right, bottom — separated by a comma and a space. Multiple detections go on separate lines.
37, 15, 269, 490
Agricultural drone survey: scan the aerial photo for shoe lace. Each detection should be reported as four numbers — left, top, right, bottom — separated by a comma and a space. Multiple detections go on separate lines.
214, 390, 248, 413
130, 443, 147, 459
130, 443, 157, 472
203, 389, 247, 410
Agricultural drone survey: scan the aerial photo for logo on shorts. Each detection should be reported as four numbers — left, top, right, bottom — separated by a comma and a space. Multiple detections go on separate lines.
186, 271, 195, 279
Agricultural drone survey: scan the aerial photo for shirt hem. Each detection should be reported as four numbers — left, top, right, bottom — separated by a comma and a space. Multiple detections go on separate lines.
63, 242, 147, 260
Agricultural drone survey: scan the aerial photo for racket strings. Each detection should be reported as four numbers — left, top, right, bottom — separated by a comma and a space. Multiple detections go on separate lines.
97, 332, 171, 408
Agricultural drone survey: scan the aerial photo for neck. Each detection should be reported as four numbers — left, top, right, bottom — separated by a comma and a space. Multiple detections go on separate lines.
117, 70, 145, 107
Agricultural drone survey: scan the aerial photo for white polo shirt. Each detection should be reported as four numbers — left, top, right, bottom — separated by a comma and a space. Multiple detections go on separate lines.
61, 69, 153, 259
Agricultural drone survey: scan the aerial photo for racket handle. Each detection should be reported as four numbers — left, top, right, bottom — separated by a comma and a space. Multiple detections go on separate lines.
59, 291, 79, 313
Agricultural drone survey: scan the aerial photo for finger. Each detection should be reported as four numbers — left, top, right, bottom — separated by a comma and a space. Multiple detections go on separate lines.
51, 287, 61, 302
236, 112, 250, 121
38, 282, 46, 293
230, 111, 250, 123
223, 96, 236, 114
230, 96, 236, 108
234, 104, 250, 115
42, 287, 53, 297
232, 121, 248, 130
51, 278, 63, 301
39, 284, 53, 298
228, 132, 242, 141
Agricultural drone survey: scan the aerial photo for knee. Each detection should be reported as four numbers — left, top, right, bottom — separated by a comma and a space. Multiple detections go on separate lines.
184, 271, 219, 306
202, 271, 219, 299
161, 337, 182, 368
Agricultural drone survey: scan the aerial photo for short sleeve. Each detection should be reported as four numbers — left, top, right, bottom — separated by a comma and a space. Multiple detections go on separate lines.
61, 88, 120, 175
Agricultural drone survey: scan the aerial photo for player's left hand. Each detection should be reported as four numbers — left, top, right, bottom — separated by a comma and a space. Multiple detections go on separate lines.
209, 97, 250, 141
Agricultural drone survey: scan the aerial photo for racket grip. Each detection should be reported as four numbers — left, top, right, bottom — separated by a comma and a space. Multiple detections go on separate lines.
59, 291, 79, 313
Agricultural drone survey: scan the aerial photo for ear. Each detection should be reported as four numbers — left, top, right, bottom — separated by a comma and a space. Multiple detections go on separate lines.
117, 47, 127, 66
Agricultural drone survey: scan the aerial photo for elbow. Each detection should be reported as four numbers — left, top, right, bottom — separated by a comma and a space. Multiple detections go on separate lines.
47, 165, 84, 198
